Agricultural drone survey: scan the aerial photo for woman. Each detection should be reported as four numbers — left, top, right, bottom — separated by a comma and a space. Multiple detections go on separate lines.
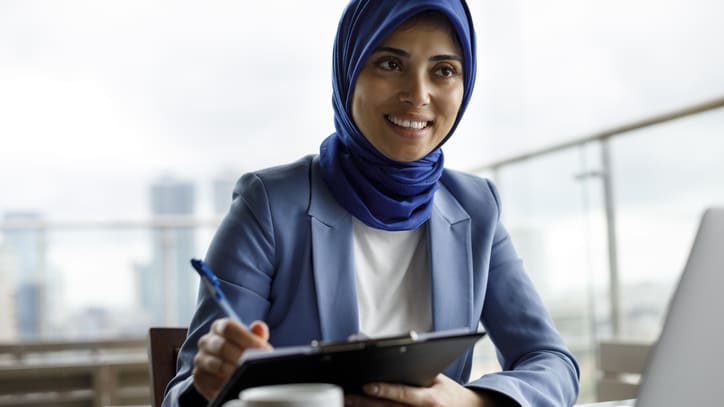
163, 1, 580, 406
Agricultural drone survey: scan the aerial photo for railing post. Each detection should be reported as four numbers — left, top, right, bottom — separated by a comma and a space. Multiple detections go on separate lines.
600, 139, 621, 337
94, 364, 115, 407
38, 224, 48, 339
161, 226, 178, 326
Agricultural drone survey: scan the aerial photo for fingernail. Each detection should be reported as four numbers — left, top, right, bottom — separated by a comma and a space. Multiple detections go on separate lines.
363, 384, 379, 395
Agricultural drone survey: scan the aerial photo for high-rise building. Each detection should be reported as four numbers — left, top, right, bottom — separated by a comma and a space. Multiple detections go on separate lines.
136, 177, 198, 326
3, 212, 46, 339
15, 282, 45, 338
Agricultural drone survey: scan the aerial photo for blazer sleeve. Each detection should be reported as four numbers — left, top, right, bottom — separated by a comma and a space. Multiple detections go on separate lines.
162, 172, 277, 407
466, 180, 580, 407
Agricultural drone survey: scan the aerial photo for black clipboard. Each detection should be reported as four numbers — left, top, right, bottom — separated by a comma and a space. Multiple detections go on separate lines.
208, 328, 485, 407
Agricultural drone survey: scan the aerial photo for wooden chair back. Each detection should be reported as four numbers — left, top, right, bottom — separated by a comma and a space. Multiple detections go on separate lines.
148, 327, 188, 407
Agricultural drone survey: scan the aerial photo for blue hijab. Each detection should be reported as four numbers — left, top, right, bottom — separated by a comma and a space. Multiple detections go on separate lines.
319, 0, 477, 231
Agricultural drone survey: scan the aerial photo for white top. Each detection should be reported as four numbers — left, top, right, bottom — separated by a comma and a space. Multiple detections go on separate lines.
352, 218, 432, 337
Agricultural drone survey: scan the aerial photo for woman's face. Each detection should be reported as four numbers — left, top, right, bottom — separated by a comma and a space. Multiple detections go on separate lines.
351, 16, 464, 162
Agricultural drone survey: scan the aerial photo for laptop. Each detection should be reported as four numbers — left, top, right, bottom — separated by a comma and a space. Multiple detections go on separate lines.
631, 207, 724, 406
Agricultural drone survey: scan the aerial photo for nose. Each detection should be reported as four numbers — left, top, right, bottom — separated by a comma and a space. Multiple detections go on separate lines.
398, 72, 430, 107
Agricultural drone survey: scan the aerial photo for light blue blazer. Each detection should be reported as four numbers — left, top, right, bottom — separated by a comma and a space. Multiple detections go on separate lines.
163, 155, 579, 407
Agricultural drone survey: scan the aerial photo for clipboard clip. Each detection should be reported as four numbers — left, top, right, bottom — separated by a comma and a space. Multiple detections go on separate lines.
309, 330, 420, 352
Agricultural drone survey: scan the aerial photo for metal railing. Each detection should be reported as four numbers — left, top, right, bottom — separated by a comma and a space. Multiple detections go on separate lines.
0, 217, 221, 339
1, 96, 723, 403
470, 95, 724, 337
0, 337, 150, 407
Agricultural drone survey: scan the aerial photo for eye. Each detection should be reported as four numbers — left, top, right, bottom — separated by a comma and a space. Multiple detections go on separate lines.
434, 64, 460, 78
375, 57, 403, 71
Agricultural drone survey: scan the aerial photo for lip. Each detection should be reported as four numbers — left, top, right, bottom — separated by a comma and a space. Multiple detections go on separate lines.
386, 113, 433, 124
384, 114, 434, 137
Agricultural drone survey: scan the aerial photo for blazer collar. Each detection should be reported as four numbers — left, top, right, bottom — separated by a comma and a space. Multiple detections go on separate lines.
308, 158, 473, 340
428, 183, 473, 332
308, 157, 359, 341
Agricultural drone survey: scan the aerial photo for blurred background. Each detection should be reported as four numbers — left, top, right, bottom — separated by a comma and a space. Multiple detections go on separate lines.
1, 0, 723, 404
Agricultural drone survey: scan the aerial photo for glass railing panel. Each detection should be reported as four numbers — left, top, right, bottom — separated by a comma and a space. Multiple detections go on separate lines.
610, 107, 724, 341
0, 224, 217, 341
470, 142, 608, 402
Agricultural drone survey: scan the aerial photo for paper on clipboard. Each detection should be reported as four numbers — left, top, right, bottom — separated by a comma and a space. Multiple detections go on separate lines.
208, 328, 485, 407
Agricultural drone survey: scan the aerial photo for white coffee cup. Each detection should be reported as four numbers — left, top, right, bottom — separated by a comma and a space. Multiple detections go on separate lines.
222, 383, 344, 407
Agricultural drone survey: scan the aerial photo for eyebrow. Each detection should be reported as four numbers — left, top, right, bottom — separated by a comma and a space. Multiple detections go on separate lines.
375, 46, 463, 63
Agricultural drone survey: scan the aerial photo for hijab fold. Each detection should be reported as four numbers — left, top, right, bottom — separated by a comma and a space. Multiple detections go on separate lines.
319, 0, 477, 231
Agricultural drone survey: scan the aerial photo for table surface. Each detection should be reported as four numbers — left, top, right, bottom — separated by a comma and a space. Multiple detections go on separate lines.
575, 399, 635, 407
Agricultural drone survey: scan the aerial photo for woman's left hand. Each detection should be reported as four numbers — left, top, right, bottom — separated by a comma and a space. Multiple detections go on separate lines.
344, 374, 494, 406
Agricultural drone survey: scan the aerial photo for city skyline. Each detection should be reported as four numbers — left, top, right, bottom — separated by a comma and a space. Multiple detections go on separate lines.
0, 174, 234, 340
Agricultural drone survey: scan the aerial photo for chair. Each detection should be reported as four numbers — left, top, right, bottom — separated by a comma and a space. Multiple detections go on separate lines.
148, 327, 188, 407
597, 339, 653, 402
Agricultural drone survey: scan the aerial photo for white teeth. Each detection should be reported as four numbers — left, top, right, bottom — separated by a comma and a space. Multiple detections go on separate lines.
387, 116, 428, 129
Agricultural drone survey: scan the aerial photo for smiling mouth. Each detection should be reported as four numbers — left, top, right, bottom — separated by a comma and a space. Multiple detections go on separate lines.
385, 115, 432, 130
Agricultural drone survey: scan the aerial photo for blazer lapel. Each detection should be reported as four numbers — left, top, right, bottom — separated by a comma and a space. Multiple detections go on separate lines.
429, 184, 474, 332
308, 158, 359, 341
306, 158, 473, 340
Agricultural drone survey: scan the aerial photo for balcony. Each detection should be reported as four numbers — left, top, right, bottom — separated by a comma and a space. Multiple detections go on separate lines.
2, 98, 724, 404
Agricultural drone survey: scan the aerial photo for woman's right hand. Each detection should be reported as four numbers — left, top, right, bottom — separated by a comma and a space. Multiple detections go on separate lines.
192, 318, 272, 400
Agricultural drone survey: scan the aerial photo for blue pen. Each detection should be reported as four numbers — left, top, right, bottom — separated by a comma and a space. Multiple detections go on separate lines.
190, 258, 248, 330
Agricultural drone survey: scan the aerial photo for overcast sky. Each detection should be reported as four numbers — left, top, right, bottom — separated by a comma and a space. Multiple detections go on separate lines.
1, 0, 724, 220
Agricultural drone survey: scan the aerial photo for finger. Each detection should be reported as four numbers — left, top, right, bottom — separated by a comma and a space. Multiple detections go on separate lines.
211, 318, 271, 350
363, 382, 425, 405
197, 332, 243, 365
249, 320, 270, 341
193, 349, 236, 378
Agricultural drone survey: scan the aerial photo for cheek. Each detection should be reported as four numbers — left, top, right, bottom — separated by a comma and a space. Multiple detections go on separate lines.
352, 85, 376, 122
356, 84, 384, 112
351, 92, 368, 129
445, 88, 464, 121
351, 87, 382, 141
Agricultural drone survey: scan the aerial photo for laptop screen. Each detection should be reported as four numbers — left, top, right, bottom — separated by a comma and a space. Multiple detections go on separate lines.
636, 207, 724, 406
